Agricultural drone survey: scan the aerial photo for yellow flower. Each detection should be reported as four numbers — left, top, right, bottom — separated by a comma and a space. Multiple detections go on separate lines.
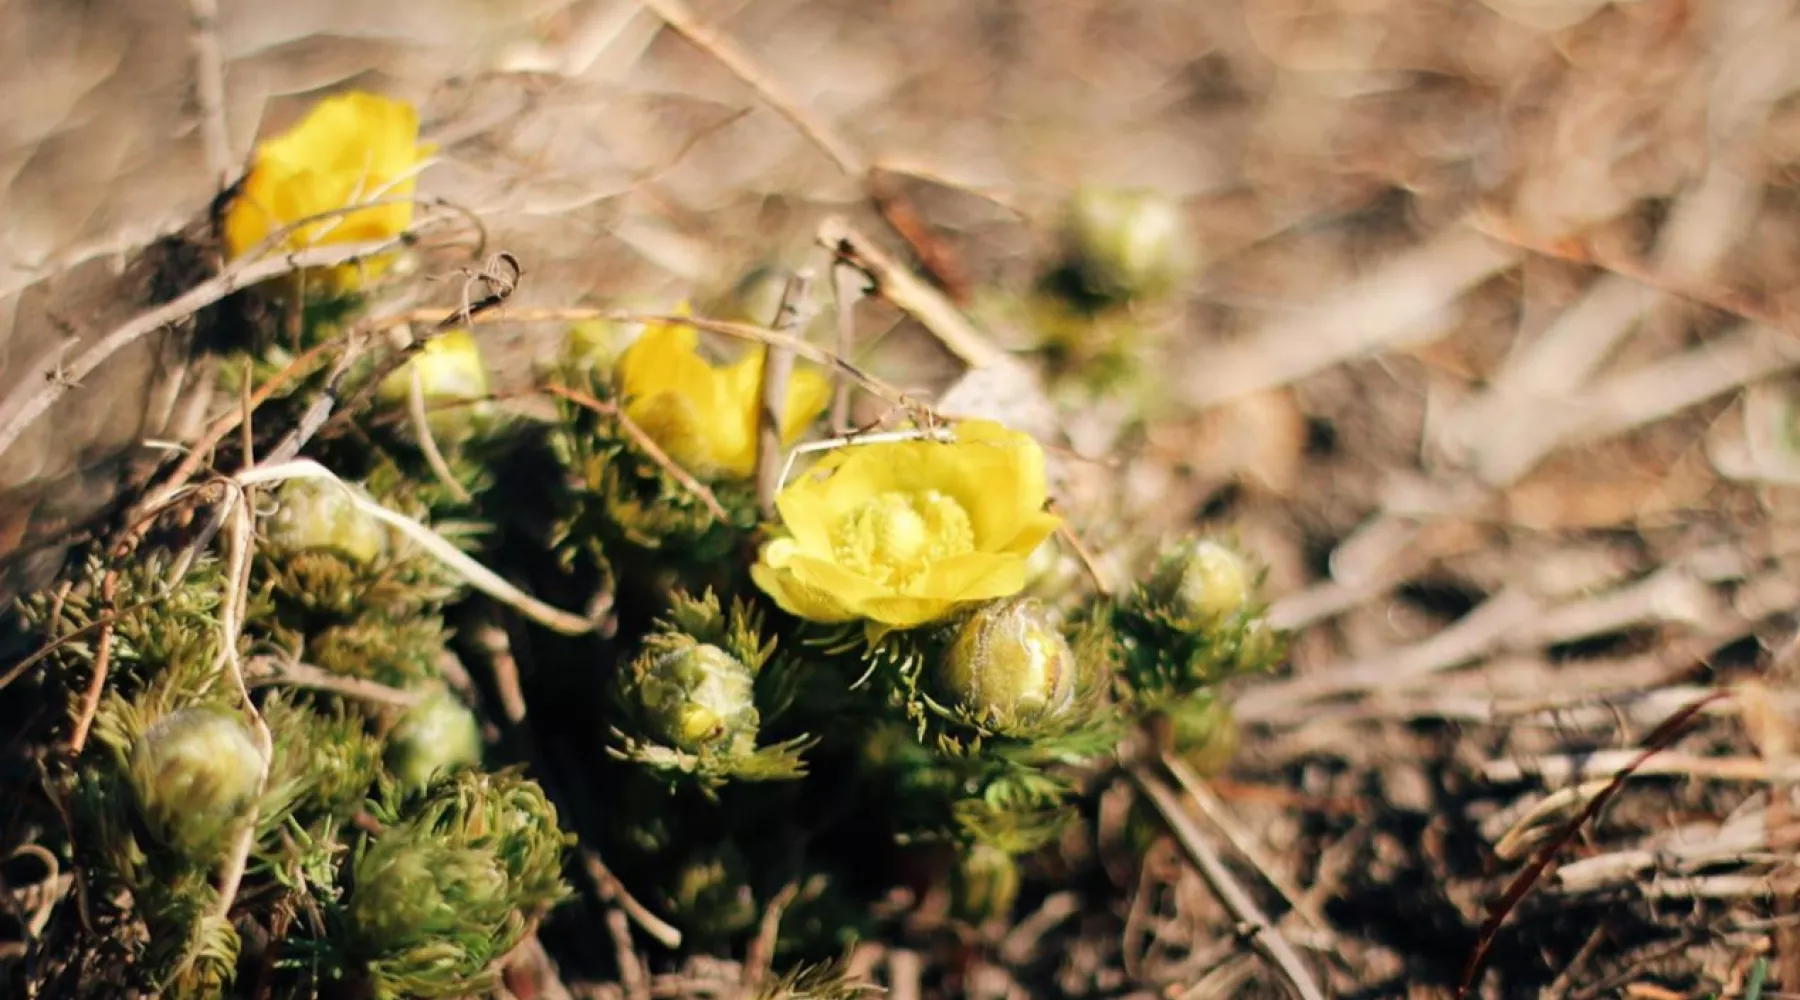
615, 312, 830, 481
223, 92, 429, 286
751, 420, 1062, 630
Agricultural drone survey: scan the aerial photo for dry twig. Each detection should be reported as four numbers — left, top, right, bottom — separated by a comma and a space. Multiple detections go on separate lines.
0, 235, 415, 461
1129, 764, 1327, 1000
754, 271, 814, 513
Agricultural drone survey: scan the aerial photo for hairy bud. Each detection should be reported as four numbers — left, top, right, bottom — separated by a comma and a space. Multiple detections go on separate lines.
936, 598, 1077, 737
385, 690, 483, 791
638, 642, 760, 754
130, 707, 264, 859
265, 478, 386, 565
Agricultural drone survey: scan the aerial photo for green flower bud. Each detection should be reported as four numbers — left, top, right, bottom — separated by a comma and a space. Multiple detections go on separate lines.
130, 707, 264, 859
384, 690, 483, 791
1166, 695, 1237, 778
935, 598, 1077, 737
265, 477, 387, 565
1148, 537, 1255, 631
638, 642, 760, 753
376, 328, 490, 443
662, 844, 757, 941
1062, 186, 1192, 304
950, 843, 1021, 925
347, 771, 569, 997
350, 838, 510, 951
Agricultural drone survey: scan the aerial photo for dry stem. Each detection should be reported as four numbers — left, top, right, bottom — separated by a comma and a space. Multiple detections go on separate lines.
0, 235, 414, 461
754, 270, 814, 513
1129, 764, 1328, 1000
542, 382, 731, 524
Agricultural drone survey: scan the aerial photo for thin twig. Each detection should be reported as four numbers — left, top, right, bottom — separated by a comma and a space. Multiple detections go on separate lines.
742, 880, 803, 992
1161, 753, 1332, 939
0, 593, 166, 694
65, 569, 119, 755
201, 490, 274, 964
543, 383, 731, 524
0, 235, 413, 461
1454, 693, 1727, 999
608, 907, 650, 1000
888, 949, 923, 1000
999, 891, 1081, 965
408, 365, 473, 503
816, 216, 1004, 369
637, 0, 867, 176
186, 0, 231, 186
830, 263, 861, 434
122, 335, 339, 538
755, 270, 814, 513
244, 656, 424, 708
581, 846, 684, 950
1129, 765, 1327, 1000
231, 459, 595, 634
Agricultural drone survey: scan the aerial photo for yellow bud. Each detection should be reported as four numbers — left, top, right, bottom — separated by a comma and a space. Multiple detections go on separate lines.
951, 843, 1021, 925
376, 329, 491, 443
1166, 695, 1237, 778
936, 598, 1077, 736
1063, 186, 1192, 303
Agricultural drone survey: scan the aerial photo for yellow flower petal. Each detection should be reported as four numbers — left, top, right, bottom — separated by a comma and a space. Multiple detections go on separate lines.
771, 486, 837, 558
752, 419, 1061, 630
780, 369, 833, 445
614, 312, 830, 483
913, 552, 1030, 604
222, 92, 427, 291
995, 510, 1063, 558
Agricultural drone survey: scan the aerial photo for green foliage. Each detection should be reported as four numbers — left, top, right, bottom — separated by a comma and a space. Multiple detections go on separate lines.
546, 359, 758, 580
9, 200, 1294, 998
1109, 534, 1288, 709
340, 770, 571, 999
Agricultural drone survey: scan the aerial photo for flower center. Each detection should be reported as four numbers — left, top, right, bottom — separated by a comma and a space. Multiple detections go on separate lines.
832, 489, 975, 589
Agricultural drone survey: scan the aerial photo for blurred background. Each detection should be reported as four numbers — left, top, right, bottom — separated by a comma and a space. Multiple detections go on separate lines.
8, 0, 1800, 994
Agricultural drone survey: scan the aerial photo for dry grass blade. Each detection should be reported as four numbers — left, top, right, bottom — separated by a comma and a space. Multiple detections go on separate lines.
816, 216, 1004, 370
755, 270, 814, 513
0, 234, 416, 461
1454, 692, 1727, 999
1129, 764, 1327, 1000
231, 459, 596, 634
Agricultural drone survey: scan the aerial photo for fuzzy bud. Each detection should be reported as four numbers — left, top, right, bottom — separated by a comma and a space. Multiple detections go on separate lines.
1148, 537, 1255, 631
1062, 186, 1191, 304
951, 843, 1021, 925
130, 707, 264, 859
265, 478, 386, 565
936, 598, 1077, 737
376, 328, 491, 443
1166, 695, 1238, 778
638, 642, 760, 753
385, 690, 483, 791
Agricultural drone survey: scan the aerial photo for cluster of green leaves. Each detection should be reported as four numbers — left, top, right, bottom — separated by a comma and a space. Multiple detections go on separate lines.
12, 462, 569, 998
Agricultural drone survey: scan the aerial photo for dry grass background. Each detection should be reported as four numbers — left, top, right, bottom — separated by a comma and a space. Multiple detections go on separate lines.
8, 0, 1800, 996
